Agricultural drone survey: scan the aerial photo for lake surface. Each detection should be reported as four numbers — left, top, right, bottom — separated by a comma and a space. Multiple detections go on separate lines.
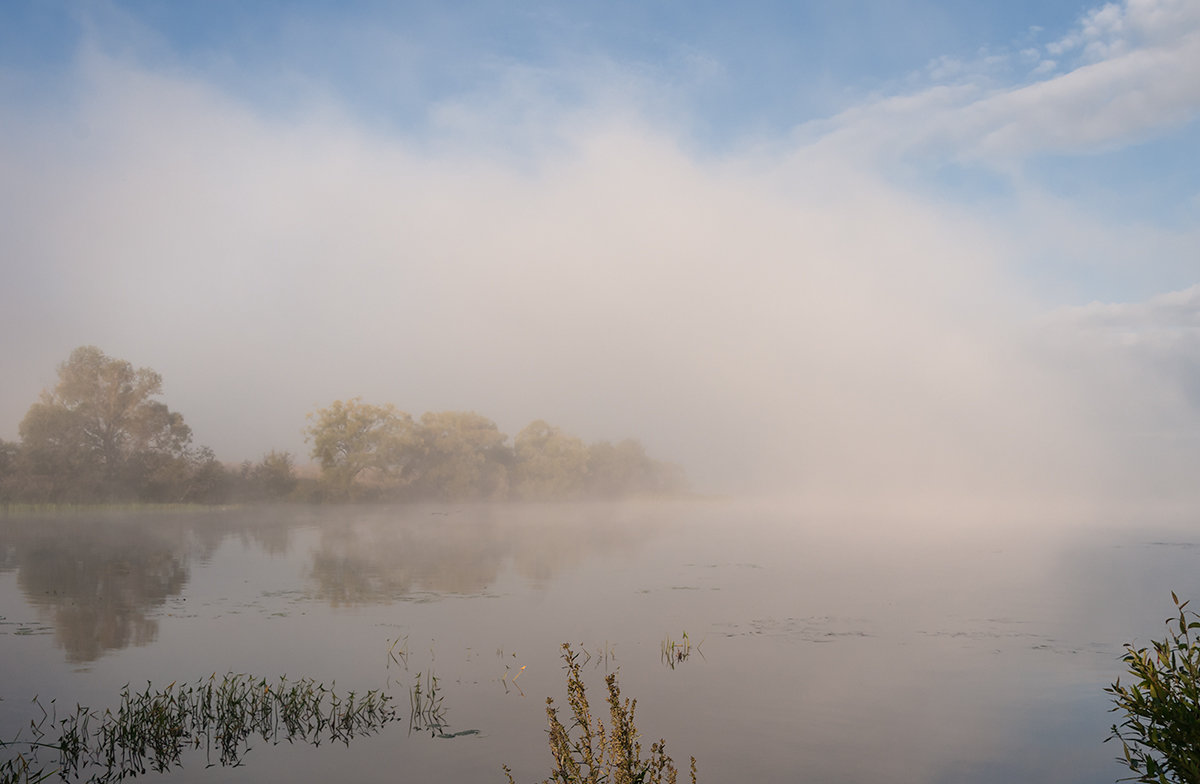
1, 500, 1198, 783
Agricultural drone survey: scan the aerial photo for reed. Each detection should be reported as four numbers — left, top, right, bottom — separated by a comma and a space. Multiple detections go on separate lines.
660, 632, 701, 669
0, 673, 397, 784
408, 670, 447, 736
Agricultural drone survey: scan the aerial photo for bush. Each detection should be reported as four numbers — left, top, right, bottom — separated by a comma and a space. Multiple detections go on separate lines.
506, 643, 697, 784
1107, 593, 1200, 784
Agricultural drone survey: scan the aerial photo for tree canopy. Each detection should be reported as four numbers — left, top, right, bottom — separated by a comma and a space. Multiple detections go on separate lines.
303, 398, 417, 500
303, 403, 688, 503
1, 347, 688, 505
15, 347, 196, 501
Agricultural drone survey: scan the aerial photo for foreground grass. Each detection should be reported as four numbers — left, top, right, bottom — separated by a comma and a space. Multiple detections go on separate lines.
506, 643, 697, 784
0, 674, 396, 783
1, 643, 699, 784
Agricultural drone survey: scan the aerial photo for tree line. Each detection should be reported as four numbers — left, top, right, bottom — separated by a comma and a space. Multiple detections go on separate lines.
0, 347, 687, 505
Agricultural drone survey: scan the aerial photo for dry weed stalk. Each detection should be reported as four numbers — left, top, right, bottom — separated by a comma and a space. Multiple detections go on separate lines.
505, 643, 697, 784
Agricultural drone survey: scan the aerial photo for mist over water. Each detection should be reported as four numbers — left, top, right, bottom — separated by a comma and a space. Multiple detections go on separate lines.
1, 501, 1197, 783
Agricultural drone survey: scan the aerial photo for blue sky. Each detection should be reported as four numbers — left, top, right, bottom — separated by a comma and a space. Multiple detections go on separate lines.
3, 0, 1193, 298
1, 1, 1198, 504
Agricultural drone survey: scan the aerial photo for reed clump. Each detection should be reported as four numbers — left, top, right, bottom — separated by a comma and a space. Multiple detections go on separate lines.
408, 670, 447, 736
660, 632, 700, 669
0, 673, 397, 784
505, 643, 697, 784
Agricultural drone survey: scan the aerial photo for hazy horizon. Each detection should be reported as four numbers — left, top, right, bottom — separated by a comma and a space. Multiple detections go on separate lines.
2, 1, 1198, 507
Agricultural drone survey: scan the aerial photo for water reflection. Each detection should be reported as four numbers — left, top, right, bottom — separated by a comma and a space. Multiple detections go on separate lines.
0, 516, 192, 662
0, 509, 300, 662
1, 503, 1198, 784
305, 503, 652, 604
0, 503, 660, 661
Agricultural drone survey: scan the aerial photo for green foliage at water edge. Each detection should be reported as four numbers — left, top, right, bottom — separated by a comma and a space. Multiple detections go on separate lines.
1107, 592, 1200, 784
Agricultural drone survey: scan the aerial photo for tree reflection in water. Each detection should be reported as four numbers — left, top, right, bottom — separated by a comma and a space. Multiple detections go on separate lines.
0, 502, 667, 660
0, 509, 296, 663
305, 503, 654, 604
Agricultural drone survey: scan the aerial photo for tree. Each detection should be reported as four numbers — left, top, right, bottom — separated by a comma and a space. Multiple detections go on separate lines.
511, 420, 589, 501
409, 411, 511, 501
586, 439, 652, 498
18, 346, 193, 500
304, 399, 416, 499
0, 438, 22, 502
253, 450, 298, 500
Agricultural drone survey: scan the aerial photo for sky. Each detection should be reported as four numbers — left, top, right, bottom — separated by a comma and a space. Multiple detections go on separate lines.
1, 0, 1198, 508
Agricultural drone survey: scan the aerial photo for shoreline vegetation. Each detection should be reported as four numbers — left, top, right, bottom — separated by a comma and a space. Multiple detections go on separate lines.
1107, 593, 1200, 784
0, 346, 688, 507
0, 644, 697, 784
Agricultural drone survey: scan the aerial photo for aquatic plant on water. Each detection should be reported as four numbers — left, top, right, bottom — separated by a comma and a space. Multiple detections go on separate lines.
505, 643, 697, 784
408, 670, 447, 736
1107, 593, 1200, 784
0, 673, 398, 784
660, 632, 700, 670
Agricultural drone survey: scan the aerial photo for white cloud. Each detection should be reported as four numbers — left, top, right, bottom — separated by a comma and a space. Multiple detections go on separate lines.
803, 0, 1200, 162
1049, 0, 1200, 59
1036, 285, 1200, 470
1046, 285, 1200, 347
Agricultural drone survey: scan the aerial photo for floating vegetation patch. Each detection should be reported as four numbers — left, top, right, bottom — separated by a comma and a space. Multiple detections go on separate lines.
718, 615, 870, 643
0, 673, 398, 784
505, 643, 697, 784
2, 622, 53, 637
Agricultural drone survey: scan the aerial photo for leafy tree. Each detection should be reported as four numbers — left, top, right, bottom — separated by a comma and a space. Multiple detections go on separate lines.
1108, 593, 1200, 784
18, 346, 193, 500
304, 399, 417, 499
180, 446, 231, 504
409, 411, 511, 501
511, 420, 589, 501
0, 438, 21, 502
585, 439, 659, 498
253, 450, 298, 500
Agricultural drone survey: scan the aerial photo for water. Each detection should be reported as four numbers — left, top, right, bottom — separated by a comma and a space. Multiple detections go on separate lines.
1, 500, 1197, 783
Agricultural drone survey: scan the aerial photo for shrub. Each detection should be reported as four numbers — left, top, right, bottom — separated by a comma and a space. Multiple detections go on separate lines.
506, 643, 697, 784
1107, 593, 1200, 784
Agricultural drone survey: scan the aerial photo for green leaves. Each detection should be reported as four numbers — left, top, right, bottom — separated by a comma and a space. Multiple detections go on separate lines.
1107, 594, 1200, 784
